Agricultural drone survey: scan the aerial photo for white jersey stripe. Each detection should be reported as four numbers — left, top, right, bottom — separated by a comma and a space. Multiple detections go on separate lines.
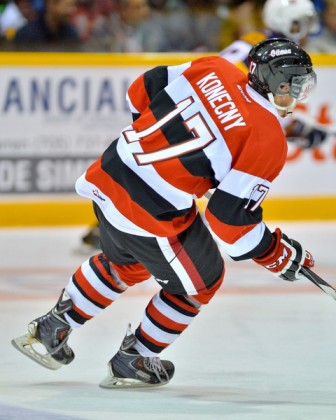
126, 91, 140, 114
76, 174, 155, 237
167, 62, 192, 84
219, 39, 252, 63
156, 237, 198, 294
117, 134, 194, 210
218, 168, 271, 199
210, 222, 266, 257
166, 75, 233, 182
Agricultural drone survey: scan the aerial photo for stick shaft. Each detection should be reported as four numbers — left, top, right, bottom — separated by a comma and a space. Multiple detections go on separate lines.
300, 267, 336, 300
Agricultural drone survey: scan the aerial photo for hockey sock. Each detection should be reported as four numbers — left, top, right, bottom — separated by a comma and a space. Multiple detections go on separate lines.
64, 253, 128, 328
134, 290, 200, 356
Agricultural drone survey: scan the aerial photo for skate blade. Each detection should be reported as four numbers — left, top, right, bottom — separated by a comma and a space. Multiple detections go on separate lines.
11, 334, 63, 370
99, 373, 168, 389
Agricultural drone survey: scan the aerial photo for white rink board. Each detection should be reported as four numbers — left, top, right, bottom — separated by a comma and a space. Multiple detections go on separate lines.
0, 56, 335, 197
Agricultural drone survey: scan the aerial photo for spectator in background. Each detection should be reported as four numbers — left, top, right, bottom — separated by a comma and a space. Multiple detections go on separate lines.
219, 0, 266, 49
166, 0, 222, 51
219, 0, 327, 151
148, 0, 223, 52
84, 0, 167, 52
72, 0, 116, 43
11, 0, 81, 51
220, 0, 320, 64
84, 0, 224, 53
0, 0, 36, 42
143, 0, 198, 52
311, 0, 326, 12
306, 0, 336, 52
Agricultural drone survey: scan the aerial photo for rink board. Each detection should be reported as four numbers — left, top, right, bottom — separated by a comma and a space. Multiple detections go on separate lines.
0, 52, 335, 226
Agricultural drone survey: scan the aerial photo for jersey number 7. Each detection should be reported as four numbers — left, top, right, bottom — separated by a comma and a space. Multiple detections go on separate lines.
123, 97, 216, 165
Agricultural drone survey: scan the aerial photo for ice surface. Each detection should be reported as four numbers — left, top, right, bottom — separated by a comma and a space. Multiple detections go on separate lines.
1, 223, 336, 420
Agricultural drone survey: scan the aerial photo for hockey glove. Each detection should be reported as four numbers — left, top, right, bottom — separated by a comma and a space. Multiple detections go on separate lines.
253, 228, 314, 281
286, 119, 327, 149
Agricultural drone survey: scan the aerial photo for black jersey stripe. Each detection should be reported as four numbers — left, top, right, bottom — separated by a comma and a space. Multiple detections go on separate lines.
143, 66, 169, 100
231, 226, 273, 261
101, 141, 190, 221
149, 90, 217, 184
132, 112, 140, 121
208, 189, 263, 226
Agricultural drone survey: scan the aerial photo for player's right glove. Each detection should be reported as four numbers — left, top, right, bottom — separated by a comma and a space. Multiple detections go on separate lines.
253, 228, 314, 281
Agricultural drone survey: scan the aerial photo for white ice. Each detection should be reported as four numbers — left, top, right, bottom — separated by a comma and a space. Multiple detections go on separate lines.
1, 222, 336, 420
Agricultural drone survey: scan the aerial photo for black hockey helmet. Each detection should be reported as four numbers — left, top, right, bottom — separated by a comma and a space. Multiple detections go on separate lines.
247, 38, 316, 114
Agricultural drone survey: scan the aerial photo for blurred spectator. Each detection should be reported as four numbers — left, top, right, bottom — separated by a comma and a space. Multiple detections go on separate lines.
72, 0, 116, 42
144, 0, 197, 51
312, 0, 325, 12
219, 0, 328, 151
84, 0, 224, 53
11, 0, 81, 51
219, 0, 265, 49
178, 0, 223, 51
145, 0, 223, 52
262, 0, 320, 46
219, 0, 320, 56
84, 0, 168, 52
306, 0, 336, 52
0, 0, 36, 41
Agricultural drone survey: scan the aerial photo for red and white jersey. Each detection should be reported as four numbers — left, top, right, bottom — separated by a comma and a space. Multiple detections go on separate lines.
76, 56, 287, 260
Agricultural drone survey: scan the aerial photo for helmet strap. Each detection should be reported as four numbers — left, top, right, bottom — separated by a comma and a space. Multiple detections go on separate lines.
267, 93, 297, 118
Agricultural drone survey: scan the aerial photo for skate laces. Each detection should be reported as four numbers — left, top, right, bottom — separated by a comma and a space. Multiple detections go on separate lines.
143, 357, 169, 382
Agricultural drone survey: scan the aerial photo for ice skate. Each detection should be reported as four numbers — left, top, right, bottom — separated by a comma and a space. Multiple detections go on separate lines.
11, 289, 75, 370
99, 324, 175, 389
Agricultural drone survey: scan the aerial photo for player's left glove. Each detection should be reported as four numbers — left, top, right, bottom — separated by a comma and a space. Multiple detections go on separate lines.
253, 228, 314, 281
286, 119, 328, 149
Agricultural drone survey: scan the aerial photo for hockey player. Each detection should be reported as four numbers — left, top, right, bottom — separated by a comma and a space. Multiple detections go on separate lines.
12, 39, 316, 388
78, 0, 326, 254
221, 0, 320, 61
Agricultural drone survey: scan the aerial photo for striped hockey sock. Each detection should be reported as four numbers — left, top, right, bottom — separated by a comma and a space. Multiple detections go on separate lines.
64, 253, 128, 328
134, 289, 201, 357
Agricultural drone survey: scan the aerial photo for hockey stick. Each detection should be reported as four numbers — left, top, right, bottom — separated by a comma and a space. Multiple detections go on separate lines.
300, 267, 336, 301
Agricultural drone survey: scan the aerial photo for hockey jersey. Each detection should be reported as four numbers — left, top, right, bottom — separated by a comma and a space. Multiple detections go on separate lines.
219, 30, 268, 71
76, 56, 287, 260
